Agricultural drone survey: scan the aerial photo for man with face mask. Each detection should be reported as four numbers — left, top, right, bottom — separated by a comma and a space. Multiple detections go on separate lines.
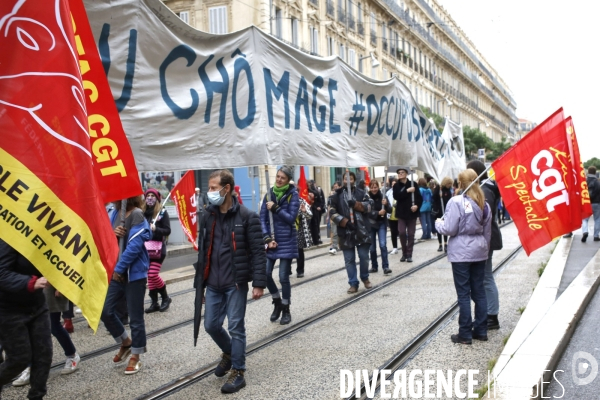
329, 171, 374, 293
195, 170, 266, 394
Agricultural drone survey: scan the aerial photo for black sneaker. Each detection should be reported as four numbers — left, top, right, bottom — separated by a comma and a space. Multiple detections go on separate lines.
383, 268, 392, 275
563, 233, 573, 238
472, 333, 488, 341
406, 257, 413, 263
450, 334, 472, 345
437, 245, 443, 252
214, 353, 232, 377
369, 268, 378, 273
487, 315, 500, 330
297, 273, 304, 278
582, 233, 589, 243
594, 237, 600, 242
400, 255, 407, 262
221, 369, 246, 393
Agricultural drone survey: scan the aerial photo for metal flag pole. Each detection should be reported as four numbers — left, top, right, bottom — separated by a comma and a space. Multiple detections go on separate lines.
151, 194, 171, 226
345, 168, 354, 224
265, 165, 275, 240
193, 184, 207, 346
410, 168, 415, 207
463, 165, 493, 194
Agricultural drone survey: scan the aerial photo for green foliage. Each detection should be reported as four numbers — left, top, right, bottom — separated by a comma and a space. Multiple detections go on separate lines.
584, 157, 600, 169
420, 106, 444, 131
463, 126, 494, 159
486, 137, 512, 162
518, 306, 526, 314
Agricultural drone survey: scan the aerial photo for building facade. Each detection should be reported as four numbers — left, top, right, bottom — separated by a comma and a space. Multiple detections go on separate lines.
158, 0, 518, 242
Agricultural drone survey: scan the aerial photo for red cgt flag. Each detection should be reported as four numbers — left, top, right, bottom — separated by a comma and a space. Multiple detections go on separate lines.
360, 167, 371, 186
492, 108, 580, 255
297, 166, 309, 202
171, 171, 198, 250
565, 117, 592, 219
0, 0, 119, 330
69, 0, 142, 203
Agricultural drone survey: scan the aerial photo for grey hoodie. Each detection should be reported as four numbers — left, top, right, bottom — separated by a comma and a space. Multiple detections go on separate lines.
435, 195, 491, 263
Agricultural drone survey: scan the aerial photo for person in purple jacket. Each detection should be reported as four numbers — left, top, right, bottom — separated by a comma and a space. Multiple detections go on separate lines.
435, 169, 492, 345
260, 166, 300, 325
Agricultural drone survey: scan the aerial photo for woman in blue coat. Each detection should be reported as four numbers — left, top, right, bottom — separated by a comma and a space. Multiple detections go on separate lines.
260, 166, 299, 325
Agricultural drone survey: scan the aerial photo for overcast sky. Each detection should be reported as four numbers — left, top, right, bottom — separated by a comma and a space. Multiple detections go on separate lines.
436, 0, 599, 162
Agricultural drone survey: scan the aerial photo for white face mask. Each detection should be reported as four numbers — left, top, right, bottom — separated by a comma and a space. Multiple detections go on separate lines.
207, 187, 225, 206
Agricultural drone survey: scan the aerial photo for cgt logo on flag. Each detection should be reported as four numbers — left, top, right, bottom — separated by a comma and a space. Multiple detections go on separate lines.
492, 108, 582, 255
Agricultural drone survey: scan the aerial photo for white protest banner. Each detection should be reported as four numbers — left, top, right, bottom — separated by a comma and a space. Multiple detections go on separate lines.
84, 0, 462, 182
436, 118, 466, 180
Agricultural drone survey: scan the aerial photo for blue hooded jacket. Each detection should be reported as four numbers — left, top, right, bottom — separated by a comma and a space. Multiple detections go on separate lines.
110, 209, 152, 282
260, 185, 300, 260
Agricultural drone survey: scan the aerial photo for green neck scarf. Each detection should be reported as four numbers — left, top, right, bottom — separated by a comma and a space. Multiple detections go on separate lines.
272, 184, 289, 201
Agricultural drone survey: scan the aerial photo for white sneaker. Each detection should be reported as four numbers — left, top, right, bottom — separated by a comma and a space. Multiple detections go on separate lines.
75, 307, 82, 314
61, 353, 81, 375
13, 367, 30, 386
329, 248, 337, 255
390, 248, 398, 255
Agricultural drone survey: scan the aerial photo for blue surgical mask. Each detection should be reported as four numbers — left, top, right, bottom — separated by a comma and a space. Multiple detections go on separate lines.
207, 187, 225, 206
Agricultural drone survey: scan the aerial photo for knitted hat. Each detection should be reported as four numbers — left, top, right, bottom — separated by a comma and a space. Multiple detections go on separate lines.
145, 188, 161, 201
278, 165, 294, 181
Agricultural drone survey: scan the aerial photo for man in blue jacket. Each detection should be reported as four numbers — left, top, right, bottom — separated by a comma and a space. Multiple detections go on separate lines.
101, 196, 151, 375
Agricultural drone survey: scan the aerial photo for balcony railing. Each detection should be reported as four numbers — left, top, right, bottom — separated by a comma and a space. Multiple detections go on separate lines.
370, 30, 377, 45
348, 16, 355, 30
382, 38, 388, 52
357, 22, 364, 35
381, 0, 517, 122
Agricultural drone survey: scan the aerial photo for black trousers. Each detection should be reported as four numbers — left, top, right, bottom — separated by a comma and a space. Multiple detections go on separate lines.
297, 248, 305, 274
0, 307, 52, 400
388, 220, 399, 249
309, 208, 321, 243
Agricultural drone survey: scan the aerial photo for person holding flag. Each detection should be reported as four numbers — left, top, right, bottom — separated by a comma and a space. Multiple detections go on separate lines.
330, 171, 374, 293
435, 169, 491, 345
260, 166, 300, 325
142, 189, 172, 313
393, 167, 423, 262
101, 196, 151, 375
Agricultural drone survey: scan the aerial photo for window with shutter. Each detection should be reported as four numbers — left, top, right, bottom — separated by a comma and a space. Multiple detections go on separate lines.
209, 6, 227, 34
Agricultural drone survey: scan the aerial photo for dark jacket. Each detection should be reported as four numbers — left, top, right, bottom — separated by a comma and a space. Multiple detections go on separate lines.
144, 207, 171, 260
0, 239, 46, 313
393, 179, 423, 220
587, 174, 600, 204
309, 185, 325, 211
481, 180, 503, 251
432, 186, 452, 218
260, 185, 300, 260
330, 186, 373, 250
367, 190, 392, 226
199, 196, 267, 289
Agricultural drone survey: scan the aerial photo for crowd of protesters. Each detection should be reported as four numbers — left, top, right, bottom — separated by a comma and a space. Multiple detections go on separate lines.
9, 161, 578, 398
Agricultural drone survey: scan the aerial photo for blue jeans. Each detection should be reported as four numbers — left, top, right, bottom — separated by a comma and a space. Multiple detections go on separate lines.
204, 283, 248, 371
451, 261, 487, 339
483, 251, 499, 315
101, 278, 147, 354
343, 243, 370, 287
266, 258, 292, 304
370, 222, 389, 270
50, 312, 76, 357
419, 211, 432, 239
582, 203, 600, 238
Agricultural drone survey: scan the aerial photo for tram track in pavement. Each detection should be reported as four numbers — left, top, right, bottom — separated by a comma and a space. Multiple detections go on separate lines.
134, 222, 514, 399
346, 241, 522, 400
59, 223, 512, 375
52, 233, 417, 371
